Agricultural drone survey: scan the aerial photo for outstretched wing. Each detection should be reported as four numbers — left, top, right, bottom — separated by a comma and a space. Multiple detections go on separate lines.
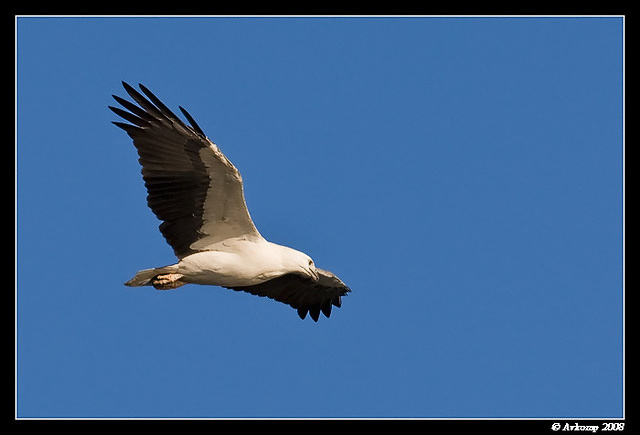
226, 268, 351, 321
110, 82, 261, 258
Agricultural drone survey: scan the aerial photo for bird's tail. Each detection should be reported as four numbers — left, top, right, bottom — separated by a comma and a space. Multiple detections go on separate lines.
124, 265, 179, 287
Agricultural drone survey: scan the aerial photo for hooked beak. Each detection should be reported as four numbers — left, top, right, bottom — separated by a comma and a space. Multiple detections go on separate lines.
302, 263, 319, 281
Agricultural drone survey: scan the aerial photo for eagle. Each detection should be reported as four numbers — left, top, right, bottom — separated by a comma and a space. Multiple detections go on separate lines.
110, 82, 350, 321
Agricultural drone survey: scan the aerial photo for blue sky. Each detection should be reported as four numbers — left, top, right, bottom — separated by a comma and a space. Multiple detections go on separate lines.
16, 16, 624, 419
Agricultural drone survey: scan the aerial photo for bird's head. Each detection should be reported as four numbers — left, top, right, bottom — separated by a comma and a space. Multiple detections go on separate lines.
281, 246, 318, 281
301, 255, 319, 281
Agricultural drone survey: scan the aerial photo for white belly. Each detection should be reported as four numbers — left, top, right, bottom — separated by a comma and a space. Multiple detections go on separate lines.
174, 239, 304, 287
176, 250, 261, 287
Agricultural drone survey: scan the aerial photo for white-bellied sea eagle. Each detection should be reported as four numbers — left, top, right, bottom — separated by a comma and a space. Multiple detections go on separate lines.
110, 82, 350, 321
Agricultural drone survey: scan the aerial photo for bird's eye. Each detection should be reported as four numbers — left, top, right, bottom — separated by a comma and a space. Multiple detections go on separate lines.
309, 259, 314, 267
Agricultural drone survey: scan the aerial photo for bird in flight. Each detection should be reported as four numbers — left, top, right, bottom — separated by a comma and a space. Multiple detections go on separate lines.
110, 82, 350, 321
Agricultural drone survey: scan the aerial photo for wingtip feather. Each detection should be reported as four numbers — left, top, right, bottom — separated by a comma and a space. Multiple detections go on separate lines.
179, 105, 206, 137
309, 307, 321, 322
297, 308, 308, 320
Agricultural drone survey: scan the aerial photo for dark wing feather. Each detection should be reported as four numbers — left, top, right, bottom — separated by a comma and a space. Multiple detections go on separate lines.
226, 269, 351, 321
110, 81, 260, 258
179, 106, 206, 136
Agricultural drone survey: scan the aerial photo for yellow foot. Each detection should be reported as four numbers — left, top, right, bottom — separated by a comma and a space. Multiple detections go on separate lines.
152, 273, 185, 290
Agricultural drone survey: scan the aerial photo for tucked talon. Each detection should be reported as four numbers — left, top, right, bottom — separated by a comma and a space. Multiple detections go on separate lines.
152, 273, 185, 290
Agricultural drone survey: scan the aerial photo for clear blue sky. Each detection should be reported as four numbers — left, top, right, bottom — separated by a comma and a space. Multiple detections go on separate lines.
16, 16, 624, 419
